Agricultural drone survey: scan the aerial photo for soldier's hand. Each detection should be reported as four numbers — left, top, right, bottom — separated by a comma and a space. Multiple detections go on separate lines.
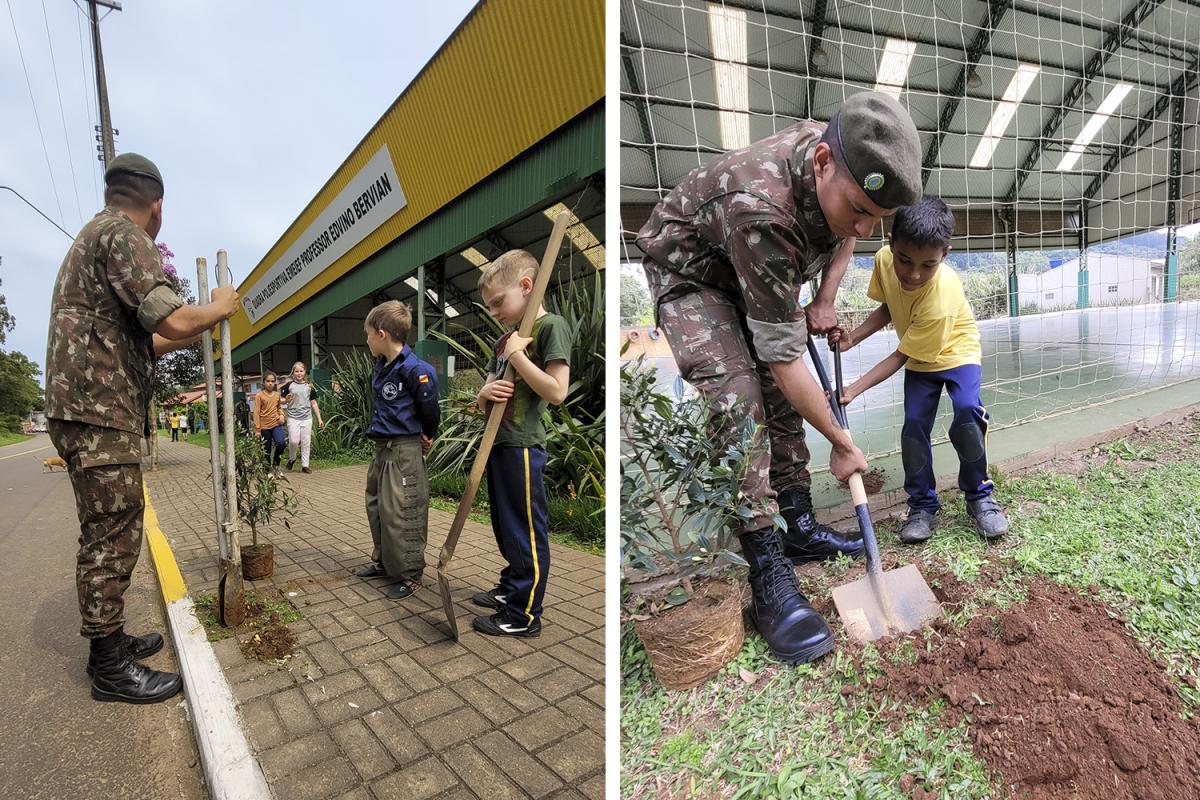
805, 301, 838, 334
211, 285, 240, 319
829, 442, 869, 482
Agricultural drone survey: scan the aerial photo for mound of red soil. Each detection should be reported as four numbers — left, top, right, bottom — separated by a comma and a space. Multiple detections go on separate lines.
875, 580, 1200, 799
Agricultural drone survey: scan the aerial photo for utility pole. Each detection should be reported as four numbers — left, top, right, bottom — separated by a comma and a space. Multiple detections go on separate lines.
87, 1, 122, 167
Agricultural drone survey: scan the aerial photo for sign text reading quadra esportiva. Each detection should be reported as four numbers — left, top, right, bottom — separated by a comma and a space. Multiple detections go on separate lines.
242, 145, 408, 324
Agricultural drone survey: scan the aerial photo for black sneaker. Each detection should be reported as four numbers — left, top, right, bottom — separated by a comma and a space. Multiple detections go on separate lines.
286, 458, 296, 471
966, 497, 1009, 540
899, 509, 938, 544
354, 562, 387, 579
385, 580, 417, 600
473, 609, 541, 638
470, 587, 506, 609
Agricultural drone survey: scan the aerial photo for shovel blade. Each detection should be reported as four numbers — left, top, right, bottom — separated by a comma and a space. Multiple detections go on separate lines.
832, 564, 942, 644
436, 570, 459, 641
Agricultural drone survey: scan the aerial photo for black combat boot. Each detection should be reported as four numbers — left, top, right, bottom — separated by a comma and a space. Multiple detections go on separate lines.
739, 526, 835, 665
85, 630, 164, 677
778, 486, 866, 564
89, 629, 183, 704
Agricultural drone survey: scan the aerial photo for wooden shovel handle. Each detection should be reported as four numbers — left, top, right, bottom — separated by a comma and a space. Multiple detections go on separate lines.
437, 211, 572, 569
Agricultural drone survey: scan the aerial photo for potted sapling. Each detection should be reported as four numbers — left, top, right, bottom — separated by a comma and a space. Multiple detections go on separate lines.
234, 432, 298, 579
621, 361, 772, 690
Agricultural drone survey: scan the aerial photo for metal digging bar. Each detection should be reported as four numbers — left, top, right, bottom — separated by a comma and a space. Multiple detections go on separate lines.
215, 250, 246, 625
434, 211, 571, 640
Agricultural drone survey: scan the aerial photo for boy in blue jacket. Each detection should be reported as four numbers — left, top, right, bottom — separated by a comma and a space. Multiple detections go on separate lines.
353, 301, 441, 600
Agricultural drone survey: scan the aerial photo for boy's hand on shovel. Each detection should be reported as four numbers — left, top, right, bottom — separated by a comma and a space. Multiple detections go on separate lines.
503, 332, 532, 358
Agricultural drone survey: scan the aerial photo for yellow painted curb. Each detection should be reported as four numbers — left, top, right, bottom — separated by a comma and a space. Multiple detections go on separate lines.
143, 482, 188, 603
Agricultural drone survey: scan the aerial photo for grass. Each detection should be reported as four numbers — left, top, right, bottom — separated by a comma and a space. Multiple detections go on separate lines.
622, 417, 1200, 798
192, 590, 303, 643
0, 431, 33, 448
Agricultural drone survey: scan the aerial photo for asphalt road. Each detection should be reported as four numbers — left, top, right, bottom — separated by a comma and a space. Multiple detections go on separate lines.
0, 434, 207, 800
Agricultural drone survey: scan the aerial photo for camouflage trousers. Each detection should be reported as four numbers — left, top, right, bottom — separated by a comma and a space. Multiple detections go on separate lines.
366, 436, 429, 582
658, 286, 811, 534
47, 419, 146, 639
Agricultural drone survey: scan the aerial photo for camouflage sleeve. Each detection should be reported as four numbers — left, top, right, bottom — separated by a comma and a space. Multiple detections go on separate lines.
106, 227, 184, 333
729, 218, 809, 363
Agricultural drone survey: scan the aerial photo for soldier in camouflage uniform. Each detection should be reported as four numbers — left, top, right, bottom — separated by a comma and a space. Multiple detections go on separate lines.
637, 92, 924, 665
45, 153, 240, 703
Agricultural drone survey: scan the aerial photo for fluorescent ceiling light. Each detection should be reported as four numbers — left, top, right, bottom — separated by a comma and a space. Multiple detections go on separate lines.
1056, 83, 1133, 172
874, 38, 917, 99
708, 3, 750, 149
970, 63, 1041, 168
460, 247, 489, 268
403, 277, 460, 318
544, 202, 605, 270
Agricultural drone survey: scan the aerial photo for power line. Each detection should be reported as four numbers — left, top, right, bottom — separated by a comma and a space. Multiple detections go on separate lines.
40, 0, 84, 228
4, 0, 67, 230
0, 185, 74, 239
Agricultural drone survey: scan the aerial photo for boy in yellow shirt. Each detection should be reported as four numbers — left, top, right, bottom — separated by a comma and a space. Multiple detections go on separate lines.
831, 196, 1008, 543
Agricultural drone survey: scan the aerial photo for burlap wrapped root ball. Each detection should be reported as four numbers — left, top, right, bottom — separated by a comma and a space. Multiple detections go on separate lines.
634, 579, 745, 691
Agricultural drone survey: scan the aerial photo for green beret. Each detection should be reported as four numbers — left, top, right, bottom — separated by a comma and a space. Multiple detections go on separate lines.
104, 153, 163, 188
830, 91, 922, 209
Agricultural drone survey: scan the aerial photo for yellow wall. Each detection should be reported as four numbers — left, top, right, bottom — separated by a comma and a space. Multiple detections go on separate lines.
229, 0, 604, 348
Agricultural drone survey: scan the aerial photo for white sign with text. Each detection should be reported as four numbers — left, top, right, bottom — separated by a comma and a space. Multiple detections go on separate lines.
242, 145, 407, 324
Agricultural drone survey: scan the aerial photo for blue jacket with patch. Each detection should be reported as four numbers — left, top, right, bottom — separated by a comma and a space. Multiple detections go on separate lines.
366, 346, 440, 439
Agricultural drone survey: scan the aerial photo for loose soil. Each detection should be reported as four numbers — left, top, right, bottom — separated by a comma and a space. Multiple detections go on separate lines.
193, 591, 301, 663
874, 579, 1200, 800
837, 467, 886, 495
240, 619, 298, 662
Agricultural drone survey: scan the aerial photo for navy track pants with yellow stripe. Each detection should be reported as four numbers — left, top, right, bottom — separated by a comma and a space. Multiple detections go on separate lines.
485, 445, 550, 623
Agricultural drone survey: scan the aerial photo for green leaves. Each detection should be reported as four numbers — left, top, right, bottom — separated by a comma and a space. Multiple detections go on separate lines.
621, 358, 773, 604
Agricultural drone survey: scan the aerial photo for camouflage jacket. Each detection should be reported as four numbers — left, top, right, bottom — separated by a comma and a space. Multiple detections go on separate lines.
44, 207, 183, 436
636, 121, 840, 362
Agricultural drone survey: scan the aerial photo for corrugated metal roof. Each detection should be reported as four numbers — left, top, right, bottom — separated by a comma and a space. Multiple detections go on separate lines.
232, 0, 603, 349
621, 0, 1200, 252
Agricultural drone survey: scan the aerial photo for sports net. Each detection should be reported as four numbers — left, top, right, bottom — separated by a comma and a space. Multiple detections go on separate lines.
619, 0, 1200, 466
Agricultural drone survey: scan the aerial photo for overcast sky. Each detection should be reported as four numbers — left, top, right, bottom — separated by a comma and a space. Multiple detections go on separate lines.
2, 0, 475, 375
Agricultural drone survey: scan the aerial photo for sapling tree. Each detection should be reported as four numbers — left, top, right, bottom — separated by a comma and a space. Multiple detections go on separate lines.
234, 433, 298, 547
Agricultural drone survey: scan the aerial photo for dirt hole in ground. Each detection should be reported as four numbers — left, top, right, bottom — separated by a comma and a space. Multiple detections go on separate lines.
874, 578, 1200, 800
240, 616, 298, 663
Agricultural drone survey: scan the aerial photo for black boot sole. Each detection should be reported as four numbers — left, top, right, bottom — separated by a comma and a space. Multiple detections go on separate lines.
768, 632, 836, 665
91, 680, 183, 704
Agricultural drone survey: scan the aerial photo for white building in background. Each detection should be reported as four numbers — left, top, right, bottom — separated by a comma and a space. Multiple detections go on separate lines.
1017, 254, 1165, 311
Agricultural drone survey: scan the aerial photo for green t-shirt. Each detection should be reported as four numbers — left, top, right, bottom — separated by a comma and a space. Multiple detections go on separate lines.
486, 313, 572, 448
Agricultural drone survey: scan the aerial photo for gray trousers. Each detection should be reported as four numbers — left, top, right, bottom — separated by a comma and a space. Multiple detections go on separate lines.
365, 436, 429, 582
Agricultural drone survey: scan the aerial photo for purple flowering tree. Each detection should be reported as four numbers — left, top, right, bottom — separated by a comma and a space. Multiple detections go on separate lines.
152, 243, 203, 408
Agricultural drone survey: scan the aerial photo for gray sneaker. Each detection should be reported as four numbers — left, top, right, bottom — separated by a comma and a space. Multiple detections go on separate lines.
899, 509, 938, 544
967, 497, 1009, 540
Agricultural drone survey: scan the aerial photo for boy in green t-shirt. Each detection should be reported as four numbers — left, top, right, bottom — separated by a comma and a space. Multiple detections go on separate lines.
830, 196, 1008, 543
472, 250, 572, 637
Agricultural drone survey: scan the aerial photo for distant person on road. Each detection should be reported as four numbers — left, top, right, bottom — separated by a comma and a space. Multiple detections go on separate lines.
169, 412, 179, 442
353, 301, 440, 600
45, 153, 240, 704
829, 196, 1009, 542
253, 371, 287, 475
178, 410, 188, 439
280, 361, 324, 473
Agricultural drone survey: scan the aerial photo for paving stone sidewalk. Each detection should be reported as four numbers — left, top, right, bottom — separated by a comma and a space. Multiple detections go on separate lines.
146, 441, 605, 800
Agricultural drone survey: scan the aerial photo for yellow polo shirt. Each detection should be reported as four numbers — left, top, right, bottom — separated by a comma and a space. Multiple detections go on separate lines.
868, 246, 981, 373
